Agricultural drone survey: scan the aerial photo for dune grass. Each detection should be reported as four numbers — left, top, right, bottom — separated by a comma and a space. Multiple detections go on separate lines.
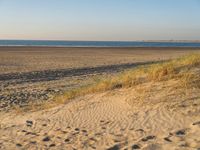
54, 54, 200, 104
13, 53, 200, 112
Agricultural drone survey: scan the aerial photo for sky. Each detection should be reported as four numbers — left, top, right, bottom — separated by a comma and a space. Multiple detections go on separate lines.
0, 0, 200, 41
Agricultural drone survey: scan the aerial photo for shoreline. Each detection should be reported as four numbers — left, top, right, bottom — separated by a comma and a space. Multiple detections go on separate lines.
1, 45, 200, 48
0, 46, 200, 51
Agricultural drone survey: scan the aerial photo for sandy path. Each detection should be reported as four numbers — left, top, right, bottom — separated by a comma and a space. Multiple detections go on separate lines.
0, 80, 200, 150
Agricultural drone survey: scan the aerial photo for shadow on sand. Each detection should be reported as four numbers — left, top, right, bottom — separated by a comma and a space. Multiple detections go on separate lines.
0, 60, 163, 83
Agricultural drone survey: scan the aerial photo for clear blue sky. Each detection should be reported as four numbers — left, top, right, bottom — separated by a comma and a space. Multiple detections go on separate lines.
0, 0, 200, 41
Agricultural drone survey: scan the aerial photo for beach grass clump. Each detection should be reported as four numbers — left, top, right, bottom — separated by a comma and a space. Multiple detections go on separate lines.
146, 62, 176, 81
55, 54, 200, 104
178, 72, 200, 89
146, 53, 200, 81
178, 53, 200, 67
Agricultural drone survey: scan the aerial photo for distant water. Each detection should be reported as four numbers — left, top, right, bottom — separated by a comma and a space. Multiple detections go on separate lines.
0, 40, 200, 47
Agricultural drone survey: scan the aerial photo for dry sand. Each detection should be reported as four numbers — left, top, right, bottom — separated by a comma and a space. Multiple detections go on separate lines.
0, 47, 200, 149
0, 79, 200, 150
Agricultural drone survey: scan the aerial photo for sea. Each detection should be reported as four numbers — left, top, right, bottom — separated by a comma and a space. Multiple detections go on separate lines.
0, 40, 200, 47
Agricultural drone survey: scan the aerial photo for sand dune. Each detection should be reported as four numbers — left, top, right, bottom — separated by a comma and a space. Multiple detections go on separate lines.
0, 80, 200, 150
1, 49, 200, 149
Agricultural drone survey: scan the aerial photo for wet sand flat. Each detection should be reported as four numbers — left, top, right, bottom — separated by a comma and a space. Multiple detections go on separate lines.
1, 47, 200, 74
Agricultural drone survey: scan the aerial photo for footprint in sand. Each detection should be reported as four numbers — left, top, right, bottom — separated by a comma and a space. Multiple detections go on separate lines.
26, 120, 33, 127
163, 137, 172, 142
141, 135, 156, 142
135, 129, 145, 132
81, 129, 87, 133
42, 124, 47, 127
62, 130, 68, 134
64, 138, 70, 143
42, 136, 51, 142
100, 120, 110, 125
175, 129, 186, 136
107, 144, 120, 150
49, 143, 56, 147
102, 126, 106, 130
74, 128, 80, 131
16, 143, 23, 147
132, 144, 140, 149
30, 141, 37, 144
100, 120, 105, 123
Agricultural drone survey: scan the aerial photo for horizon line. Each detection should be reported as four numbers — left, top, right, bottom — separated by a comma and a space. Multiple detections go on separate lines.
0, 39, 200, 43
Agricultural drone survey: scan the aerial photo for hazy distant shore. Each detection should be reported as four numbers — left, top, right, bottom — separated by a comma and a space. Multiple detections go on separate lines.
1, 46, 200, 48
0, 45, 200, 51
1, 40, 200, 48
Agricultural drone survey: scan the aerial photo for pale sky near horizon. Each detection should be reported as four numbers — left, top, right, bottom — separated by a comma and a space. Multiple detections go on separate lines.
0, 0, 200, 41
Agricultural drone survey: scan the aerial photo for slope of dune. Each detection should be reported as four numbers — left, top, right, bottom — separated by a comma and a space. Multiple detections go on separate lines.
0, 78, 200, 150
